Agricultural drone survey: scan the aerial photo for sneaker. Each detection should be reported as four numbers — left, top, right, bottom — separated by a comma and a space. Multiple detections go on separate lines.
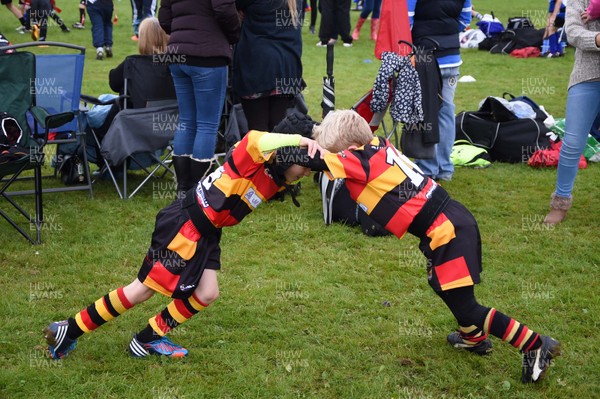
96, 48, 104, 60
309, 25, 315, 34
105, 47, 113, 58
447, 331, 493, 356
343, 42, 353, 47
16, 25, 28, 34
131, 34, 139, 42
316, 39, 337, 47
434, 173, 453, 182
521, 335, 561, 383
72, 22, 85, 29
129, 334, 188, 358
44, 320, 77, 360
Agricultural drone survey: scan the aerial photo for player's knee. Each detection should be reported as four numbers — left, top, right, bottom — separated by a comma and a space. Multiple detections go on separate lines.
124, 279, 154, 305
197, 287, 220, 305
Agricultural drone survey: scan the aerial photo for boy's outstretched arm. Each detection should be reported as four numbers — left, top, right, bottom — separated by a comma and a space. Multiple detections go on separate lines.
258, 133, 325, 159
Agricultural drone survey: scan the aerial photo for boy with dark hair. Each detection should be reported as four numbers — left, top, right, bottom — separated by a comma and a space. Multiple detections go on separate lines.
44, 129, 323, 359
281, 109, 561, 384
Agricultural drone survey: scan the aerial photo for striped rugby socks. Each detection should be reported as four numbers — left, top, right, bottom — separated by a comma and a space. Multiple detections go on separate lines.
66, 287, 134, 340
484, 308, 542, 352
135, 293, 209, 343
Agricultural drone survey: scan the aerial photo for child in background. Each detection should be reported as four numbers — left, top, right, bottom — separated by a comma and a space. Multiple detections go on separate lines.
543, 0, 566, 57
44, 128, 323, 359
279, 109, 562, 384
73, 0, 85, 29
86, 0, 114, 60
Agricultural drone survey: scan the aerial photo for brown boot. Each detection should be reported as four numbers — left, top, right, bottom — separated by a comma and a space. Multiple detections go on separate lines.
371, 18, 380, 41
543, 193, 572, 225
352, 17, 367, 41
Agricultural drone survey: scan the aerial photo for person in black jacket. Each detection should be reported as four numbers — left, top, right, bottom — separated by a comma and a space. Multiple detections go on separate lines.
233, 0, 304, 132
159, 0, 240, 198
408, 0, 472, 182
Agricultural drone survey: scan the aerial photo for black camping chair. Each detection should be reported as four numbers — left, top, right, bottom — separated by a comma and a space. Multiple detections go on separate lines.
81, 55, 178, 199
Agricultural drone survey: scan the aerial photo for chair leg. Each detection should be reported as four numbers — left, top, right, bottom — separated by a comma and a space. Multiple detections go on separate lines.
34, 163, 43, 244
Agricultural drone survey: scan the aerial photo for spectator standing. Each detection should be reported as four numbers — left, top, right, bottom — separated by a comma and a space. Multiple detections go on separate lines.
159, 0, 240, 198
408, 0, 472, 182
544, 0, 600, 224
233, 0, 304, 131
317, 0, 353, 46
130, 0, 157, 41
351, 0, 382, 40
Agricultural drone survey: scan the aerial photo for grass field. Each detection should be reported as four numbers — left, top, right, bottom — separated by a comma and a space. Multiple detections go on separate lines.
1, 1, 599, 398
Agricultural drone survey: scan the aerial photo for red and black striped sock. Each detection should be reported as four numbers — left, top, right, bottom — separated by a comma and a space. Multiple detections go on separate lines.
66, 287, 134, 340
136, 293, 208, 343
483, 308, 542, 352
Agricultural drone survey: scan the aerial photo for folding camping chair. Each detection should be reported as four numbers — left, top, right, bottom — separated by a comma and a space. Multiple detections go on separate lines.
1, 41, 93, 197
0, 50, 77, 244
351, 89, 400, 147
82, 55, 177, 199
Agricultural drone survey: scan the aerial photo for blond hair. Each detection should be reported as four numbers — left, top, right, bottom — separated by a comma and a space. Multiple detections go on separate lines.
138, 17, 169, 56
286, 0, 300, 27
312, 110, 374, 153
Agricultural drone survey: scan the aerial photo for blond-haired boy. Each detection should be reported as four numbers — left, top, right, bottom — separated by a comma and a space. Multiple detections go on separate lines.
284, 109, 561, 384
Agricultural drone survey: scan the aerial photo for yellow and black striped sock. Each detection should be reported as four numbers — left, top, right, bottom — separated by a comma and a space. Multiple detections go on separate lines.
483, 308, 542, 352
457, 324, 489, 345
136, 293, 208, 343
67, 287, 134, 340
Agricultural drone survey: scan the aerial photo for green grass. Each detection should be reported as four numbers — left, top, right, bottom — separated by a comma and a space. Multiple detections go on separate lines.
1, 1, 600, 398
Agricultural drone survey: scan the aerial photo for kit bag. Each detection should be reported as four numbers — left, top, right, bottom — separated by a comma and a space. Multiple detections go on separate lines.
455, 97, 551, 163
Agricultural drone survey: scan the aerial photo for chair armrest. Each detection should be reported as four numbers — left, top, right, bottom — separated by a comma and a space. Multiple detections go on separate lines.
30, 106, 74, 130
29, 106, 75, 146
81, 93, 127, 107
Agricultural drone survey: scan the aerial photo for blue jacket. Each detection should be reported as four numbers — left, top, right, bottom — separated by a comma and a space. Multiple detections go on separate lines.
408, 0, 472, 68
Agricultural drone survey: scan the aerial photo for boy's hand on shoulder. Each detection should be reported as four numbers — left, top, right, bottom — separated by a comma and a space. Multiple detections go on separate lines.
299, 137, 328, 159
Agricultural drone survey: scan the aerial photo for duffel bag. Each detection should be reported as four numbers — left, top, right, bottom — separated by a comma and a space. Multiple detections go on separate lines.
455, 110, 551, 163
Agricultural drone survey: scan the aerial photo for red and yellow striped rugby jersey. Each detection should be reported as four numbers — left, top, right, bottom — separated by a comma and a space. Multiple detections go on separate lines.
194, 130, 284, 228
322, 136, 437, 238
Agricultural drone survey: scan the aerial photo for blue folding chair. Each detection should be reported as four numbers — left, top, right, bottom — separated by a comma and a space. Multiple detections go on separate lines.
3, 42, 93, 197
0, 48, 77, 244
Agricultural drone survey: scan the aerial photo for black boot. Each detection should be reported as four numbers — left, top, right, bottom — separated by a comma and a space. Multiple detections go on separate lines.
172, 155, 192, 199
189, 159, 212, 186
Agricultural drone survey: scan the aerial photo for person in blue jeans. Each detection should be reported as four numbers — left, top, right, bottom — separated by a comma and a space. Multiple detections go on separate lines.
544, 0, 600, 225
130, 0, 157, 40
86, 0, 114, 60
408, 0, 472, 182
159, 0, 240, 198
351, 0, 382, 41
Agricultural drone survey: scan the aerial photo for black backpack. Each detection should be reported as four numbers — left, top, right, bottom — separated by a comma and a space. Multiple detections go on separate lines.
506, 17, 534, 30
490, 28, 545, 55
0, 111, 29, 165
